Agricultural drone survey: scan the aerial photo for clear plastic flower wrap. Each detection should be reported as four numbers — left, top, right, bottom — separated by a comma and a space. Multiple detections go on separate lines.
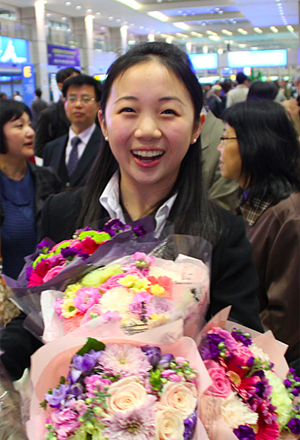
25, 321, 212, 440
198, 307, 300, 440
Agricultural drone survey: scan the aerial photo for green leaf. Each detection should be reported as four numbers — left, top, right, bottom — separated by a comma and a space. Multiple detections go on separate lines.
76, 338, 105, 356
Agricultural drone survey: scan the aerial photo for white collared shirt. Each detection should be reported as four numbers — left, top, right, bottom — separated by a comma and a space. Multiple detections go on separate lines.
65, 123, 96, 164
99, 172, 177, 237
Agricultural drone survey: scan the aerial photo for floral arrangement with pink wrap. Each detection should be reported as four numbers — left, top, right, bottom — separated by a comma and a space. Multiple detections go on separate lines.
25, 328, 211, 440
41, 251, 210, 342
198, 309, 300, 440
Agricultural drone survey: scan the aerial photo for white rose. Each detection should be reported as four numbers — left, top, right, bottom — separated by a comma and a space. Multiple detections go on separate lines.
100, 287, 134, 319
221, 393, 258, 429
106, 377, 147, 414
155, 407, 184, 440
159, 381, 197, 418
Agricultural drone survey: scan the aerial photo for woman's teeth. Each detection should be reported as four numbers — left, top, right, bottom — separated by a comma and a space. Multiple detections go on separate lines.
132, 150, 164, 160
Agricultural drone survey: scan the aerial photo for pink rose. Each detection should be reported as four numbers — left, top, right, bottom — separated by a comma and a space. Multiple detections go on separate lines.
204, 359, 232, 398
159, 382, 197, 418
73, 287, 100, 313
42, 264, 66, 283
155, 407, 184, 440
81, 304, 103, 324
106, 377, 151, 414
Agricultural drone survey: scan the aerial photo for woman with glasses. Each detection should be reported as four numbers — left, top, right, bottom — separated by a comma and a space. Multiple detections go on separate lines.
219, 100, 300, 373
1, 42, 263, 381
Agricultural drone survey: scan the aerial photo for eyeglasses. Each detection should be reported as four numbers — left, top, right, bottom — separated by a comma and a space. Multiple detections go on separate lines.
219, 136, 238, 142
66, 96, 96, 105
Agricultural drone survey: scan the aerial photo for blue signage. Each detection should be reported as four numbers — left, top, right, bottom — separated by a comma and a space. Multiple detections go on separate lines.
188, 53, 218, 71
47, 44, 80, 67
0, 36, 29, 64
22, 64, 36, 108
228, 50, 287, 68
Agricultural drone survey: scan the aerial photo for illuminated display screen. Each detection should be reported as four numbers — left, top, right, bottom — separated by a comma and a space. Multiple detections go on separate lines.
188, 53, 218, 70
0, 36, 29, 64
227, 50, 287, 68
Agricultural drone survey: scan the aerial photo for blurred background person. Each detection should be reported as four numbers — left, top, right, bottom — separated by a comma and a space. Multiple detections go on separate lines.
30, 88, 48, 130
43, 74, 103, 188
282, 70, 300, 138
247, 80, 279, 101
226, 72, 251, 107
0, 100, 61, 279
220, 79, 233, 110
207, 84, 223, 119
34, 66, 80, 158
0, 92, 7, 100
13, 91, 22, 102
219, 100, 300, 373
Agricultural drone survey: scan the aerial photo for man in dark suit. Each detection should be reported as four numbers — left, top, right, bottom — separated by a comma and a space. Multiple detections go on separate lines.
30, 88, 48, 129
43, 74, 103, 188
34, 67, 80, 158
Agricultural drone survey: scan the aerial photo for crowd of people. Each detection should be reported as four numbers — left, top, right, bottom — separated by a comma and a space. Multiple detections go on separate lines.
0, 43, 299, 390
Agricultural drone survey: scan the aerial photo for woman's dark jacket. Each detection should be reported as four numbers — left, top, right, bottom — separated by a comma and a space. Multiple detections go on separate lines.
0, 188, 262, 380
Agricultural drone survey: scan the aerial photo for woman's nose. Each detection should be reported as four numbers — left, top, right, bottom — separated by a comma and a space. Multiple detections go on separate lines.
134, 116, 161, 140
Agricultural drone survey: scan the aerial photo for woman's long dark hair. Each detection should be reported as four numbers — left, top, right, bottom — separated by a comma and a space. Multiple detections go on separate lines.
222, 100, 300, 204
78, 42, 222, 245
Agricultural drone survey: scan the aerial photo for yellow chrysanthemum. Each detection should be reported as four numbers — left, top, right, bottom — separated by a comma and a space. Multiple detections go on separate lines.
149, 284, 165, 296
61, 298, 78, 318
117, 275, 150, 293
64, 283, 82, 298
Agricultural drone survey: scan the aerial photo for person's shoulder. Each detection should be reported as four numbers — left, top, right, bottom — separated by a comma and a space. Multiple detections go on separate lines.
270, 193, 300, 220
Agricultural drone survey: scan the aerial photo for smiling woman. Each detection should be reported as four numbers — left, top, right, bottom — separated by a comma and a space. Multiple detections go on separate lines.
0, 100, 62, 279
1, 43, 263, 382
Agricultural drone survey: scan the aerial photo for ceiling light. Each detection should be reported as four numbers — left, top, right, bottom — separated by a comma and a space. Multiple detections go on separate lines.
287, 25, 294, 32
147, 11, 168, 22
208, 35, 220, 41
238, 44, 246, 48
191, 31, 203, 37
175, 32, 188, 38
251, 47, 258, 50
75, 5, 81, 9
222, 29, 232, 36
115, 0, 141, 10
87, 9, 92, 13
270, 26, 278, 32
173, 22, 189, 30
96, 12, 101, 15
206, 30, 217, 35
253, 27, 263, 33
217, 48, 223, 54
46, 12, 51, 16
65, 1, 71, 5
217, 10, 223, 14
62, 16, 66, 20
237, 28, 248, 35
108, 16, 113, 20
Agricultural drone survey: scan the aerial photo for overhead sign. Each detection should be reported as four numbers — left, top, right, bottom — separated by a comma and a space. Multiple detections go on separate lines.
0, 36, 29, 64
47, 44, 80, 67
22, 64, 36, 108
228, 50, 287, 68
188, 53, 218, 71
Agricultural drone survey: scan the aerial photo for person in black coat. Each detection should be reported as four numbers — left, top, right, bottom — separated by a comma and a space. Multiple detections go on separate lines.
34, 67, 80, 158
43, 75, 103, 188
0, 42, 262, 381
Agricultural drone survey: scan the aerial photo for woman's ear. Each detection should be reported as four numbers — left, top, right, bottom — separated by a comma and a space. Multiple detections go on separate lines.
190, 112, 206, 144
98, 110, 107, 138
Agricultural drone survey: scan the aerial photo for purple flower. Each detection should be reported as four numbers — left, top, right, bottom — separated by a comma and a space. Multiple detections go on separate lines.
158, 353, 174, 369
102, 219, 130, 236
132, 225, 146, 237
26, 266, 33, 281
231, 328, 252, 346
70, 350, 102, 382
141, 346, 162, 367
45, 384, 70, 407
184, 409, 197, 440
149, 296, 173, 315
287, 418, 300, 435
37, 239, 50, 249
233, 425, 256, 440
61, 247, 78, 258
200, 334, 225, 360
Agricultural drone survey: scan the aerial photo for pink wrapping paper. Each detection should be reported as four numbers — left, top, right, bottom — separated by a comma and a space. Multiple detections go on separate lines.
199, 307, 295, 440
26, 324, 212, 440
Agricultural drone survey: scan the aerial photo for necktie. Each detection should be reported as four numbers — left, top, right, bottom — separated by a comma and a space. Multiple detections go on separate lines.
67, 136, 81, 176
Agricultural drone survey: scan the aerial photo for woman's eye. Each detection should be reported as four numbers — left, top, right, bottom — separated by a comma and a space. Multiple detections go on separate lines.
120, 107, 135, 113
162, 109, 178, 115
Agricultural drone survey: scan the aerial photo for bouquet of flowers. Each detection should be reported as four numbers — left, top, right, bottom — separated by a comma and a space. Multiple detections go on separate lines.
198, 308, 300, 440
25, 331, 211, 440
41, 250, 210, 342
27, 219, 146, 287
